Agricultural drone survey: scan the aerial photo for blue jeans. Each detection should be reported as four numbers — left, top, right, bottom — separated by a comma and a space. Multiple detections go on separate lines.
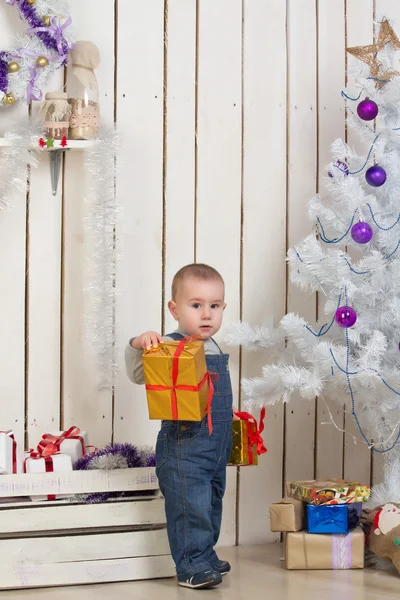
156, 417, 233, 577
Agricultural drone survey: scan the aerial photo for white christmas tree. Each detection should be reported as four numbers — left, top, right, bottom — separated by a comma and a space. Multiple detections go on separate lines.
226, 18, 400, 506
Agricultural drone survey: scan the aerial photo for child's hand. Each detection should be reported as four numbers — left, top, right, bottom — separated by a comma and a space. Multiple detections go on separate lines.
232, 406, 241, 421
131, 331, 164, 351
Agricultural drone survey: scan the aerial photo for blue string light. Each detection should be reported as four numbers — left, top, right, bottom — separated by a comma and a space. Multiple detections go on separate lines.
367, 204, 400, 230
304, 288, 400, 452
317, 211, 357, 244
341, 256, 369, 275
384, 239, 400, 260
366, 76, 391, 84
346, 134, 381, 175
341, 90, 362, 102
305, 294, 342, 337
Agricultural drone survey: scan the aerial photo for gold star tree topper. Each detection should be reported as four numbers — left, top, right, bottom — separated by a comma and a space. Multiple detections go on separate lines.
347, 18, 400, 86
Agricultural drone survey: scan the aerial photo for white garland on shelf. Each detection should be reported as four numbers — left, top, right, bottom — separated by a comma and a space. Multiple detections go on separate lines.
83, 127, 121, 391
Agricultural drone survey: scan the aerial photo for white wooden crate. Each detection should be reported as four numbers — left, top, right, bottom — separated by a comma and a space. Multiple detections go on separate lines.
0, 466, 158, 497
0, 468, 175, 589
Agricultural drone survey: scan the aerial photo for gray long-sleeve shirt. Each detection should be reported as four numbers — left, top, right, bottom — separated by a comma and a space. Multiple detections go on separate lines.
125, 328, 222, 385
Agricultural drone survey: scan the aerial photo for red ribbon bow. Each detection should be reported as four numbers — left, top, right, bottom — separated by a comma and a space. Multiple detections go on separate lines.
233, 409, 267, 461
24, 444, 61, 500
38, 426, 85, 457
145, 336, 214, 434
0, 430, 17, 474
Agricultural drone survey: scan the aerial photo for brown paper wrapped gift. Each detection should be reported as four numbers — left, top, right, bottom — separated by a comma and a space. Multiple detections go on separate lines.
270, 498, 305, 532
143, 337, 212, 422
285, 527, 365, 570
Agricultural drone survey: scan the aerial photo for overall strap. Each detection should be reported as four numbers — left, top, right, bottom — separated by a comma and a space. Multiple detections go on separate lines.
165, 332, 185, 341
210, 337, 223, 354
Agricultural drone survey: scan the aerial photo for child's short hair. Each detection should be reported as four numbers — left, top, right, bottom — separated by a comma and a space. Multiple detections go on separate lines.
171, 264, 224, 300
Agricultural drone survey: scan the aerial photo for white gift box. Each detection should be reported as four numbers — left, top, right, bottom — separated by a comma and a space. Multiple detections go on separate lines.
46, 428, 89, 465
0, 431, 17, 475
24, 453, 73, 501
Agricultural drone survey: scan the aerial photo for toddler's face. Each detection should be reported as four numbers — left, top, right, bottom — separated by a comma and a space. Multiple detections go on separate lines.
168, 277, 226, 339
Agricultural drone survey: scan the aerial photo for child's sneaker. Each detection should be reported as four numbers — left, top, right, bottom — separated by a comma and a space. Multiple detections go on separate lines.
211, 559, 231, 576
178, 569, 222, 589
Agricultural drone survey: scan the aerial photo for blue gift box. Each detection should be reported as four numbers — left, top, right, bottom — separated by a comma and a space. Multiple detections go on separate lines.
307, 503, 362, 534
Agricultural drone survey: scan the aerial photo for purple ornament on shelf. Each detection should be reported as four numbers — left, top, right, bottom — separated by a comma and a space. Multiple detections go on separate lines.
351, 221, 373, 244
335, 306, 357, 328
357, 98, 379, 121
365, 164, 386, 187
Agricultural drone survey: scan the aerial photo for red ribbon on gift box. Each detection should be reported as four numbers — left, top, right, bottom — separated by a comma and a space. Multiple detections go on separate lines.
39, 426, 86, 457
0, 430, 17, 474
233, 409, 267, 463
145, 336, 215, 434
24, 445, 60, 500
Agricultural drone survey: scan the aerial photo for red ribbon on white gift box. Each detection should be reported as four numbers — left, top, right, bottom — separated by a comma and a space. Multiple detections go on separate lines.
0, 430, 17, 474
38, 426, 86, 457
24, 444, 61, 500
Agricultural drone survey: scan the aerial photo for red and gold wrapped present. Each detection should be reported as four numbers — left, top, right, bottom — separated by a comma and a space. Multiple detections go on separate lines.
285, 527, 365, 570
143, 337, 214, 430
286, 479, 370, 505
0, 430, 17, 474
228, 410, 267, 466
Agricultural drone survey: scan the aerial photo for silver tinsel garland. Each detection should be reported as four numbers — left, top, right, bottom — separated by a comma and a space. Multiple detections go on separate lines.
0, 121, 41, 210
83, 127, 121, 391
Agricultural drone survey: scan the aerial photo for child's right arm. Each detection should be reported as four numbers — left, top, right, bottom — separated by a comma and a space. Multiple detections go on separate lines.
125, 331, 164, 385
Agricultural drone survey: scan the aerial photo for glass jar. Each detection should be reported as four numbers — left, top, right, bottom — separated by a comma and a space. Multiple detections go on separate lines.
67, 46, 100, 140
42, 92, 70, 139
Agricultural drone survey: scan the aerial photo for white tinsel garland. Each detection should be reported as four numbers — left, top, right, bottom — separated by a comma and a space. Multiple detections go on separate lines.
0, 120, 42, 210
83, 127, 121, 391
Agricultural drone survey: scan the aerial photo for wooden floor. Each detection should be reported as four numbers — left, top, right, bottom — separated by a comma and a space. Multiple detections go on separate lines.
2, 544, 399, 598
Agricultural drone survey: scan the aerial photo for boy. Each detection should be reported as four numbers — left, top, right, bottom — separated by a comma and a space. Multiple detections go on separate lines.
125, 264, 234, 589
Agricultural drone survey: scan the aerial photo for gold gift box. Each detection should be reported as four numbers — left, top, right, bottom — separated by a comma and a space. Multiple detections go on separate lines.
228, 420, 258, 466
285, 527, 365, 570
143, 339, 210, 421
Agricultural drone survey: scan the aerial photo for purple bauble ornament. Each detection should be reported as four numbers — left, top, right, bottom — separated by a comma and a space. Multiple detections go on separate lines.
335, 306, 357, 328
357, 98, 379, 121
365, 164, 386, 187
328, 159, 349, 179
351, 221, 373, 244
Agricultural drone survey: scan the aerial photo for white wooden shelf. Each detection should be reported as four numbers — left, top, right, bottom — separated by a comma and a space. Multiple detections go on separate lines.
0, 137, 95, 150
0, 136, 96, 194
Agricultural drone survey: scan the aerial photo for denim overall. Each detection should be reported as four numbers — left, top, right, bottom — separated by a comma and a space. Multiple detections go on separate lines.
155, 333, 233, 578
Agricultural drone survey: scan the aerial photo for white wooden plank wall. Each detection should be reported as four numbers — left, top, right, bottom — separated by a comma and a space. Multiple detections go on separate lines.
0, 0, 397, 547
316, 0, 346, 480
